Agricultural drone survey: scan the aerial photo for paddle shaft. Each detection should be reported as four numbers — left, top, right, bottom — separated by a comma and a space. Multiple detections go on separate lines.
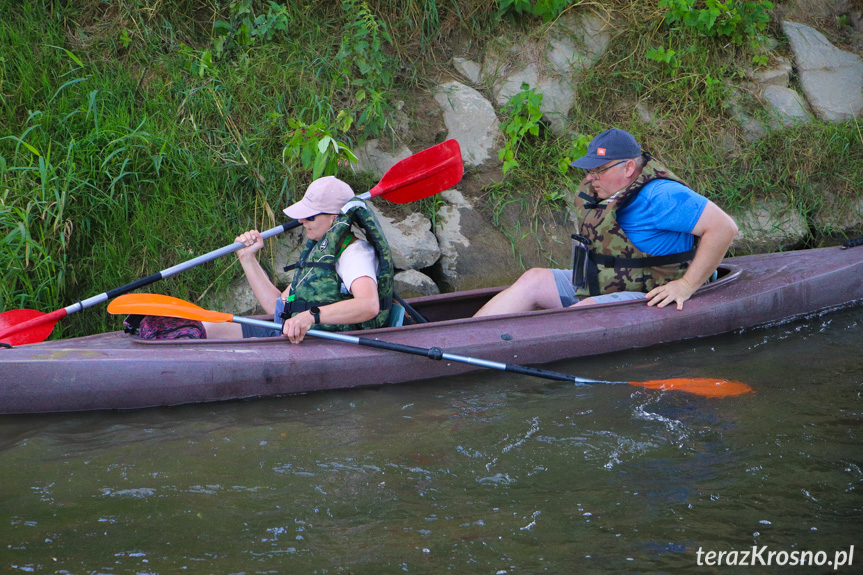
232, 316, 595, 384
84, 191, 384, 314
105, 294, 752, 397
1, 139, 465, 345
0, 194, 367, 340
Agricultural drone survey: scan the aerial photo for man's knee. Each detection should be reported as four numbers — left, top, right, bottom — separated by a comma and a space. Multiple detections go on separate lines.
516, 267, 553, 288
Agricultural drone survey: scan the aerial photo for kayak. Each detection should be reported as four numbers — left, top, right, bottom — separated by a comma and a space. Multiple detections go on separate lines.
1, 246, 861, 414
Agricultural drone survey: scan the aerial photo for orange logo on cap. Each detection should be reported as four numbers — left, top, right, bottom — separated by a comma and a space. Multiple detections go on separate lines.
597, 148, 606, 156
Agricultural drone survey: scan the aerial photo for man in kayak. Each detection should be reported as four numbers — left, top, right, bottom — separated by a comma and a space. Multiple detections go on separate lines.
474, 128, 738, 317
204, 176, 394, 342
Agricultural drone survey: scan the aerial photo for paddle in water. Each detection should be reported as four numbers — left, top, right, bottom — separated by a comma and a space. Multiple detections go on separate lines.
107, 294, 753, 398
0, 140, 463, 347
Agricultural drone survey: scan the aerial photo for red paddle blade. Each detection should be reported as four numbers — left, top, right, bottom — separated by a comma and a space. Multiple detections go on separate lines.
369, 139, 463, 203
0, 309, 60, 346
630, 378, 753, 398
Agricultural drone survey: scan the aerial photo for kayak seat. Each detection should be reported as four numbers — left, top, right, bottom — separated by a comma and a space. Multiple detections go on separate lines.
388, 303, 406, 328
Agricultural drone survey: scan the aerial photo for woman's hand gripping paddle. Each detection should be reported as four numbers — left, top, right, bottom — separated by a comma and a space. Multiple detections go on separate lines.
107, 294, 753, 399
0, 140, 463, 347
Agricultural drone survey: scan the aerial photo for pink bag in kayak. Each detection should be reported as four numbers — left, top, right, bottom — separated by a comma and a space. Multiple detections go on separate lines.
124, 315, 207, 339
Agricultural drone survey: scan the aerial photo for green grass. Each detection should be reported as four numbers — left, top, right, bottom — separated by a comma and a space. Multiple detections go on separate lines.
2, 0, 862, 339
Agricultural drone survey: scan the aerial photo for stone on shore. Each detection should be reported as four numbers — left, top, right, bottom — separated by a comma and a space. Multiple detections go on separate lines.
394, 269, 440, 298
782, 21, 863, 122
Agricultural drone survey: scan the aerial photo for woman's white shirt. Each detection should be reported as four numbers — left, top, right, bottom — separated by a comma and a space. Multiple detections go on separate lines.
335, 240, 378, 293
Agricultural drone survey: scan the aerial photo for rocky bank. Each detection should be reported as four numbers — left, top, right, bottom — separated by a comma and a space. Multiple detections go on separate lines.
211, 0, 863, 314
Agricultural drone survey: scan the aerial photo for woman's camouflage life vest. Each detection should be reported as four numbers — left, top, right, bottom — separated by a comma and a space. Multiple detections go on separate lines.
572, 153, 696, 298
282, 198, 393, 331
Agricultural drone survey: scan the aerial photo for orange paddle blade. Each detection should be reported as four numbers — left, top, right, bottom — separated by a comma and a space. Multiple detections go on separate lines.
107, 294, 234, 323
0, 309, 60, 346
630, 378, 753, 398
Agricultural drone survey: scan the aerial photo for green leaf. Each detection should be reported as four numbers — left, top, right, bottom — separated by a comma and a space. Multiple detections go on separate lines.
312, 150, 328, 180
47, 45, 83, 68
49, 77, 88, 103
317, 136, 334, 154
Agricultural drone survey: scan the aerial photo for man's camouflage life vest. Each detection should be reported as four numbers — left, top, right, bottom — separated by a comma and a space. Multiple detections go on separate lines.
572, 153, 696, 298
281, 198, 393, 331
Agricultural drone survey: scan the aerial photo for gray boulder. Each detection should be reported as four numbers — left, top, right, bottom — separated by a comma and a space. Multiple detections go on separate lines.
762, 85, 813, 128
205, 276, 260, 317
433, 189, 521, 291
481, 11, 611, 136
394, 269, 440, 298
433, 81, 501, 167
782, 21, 863, 122
369, 205, 441, 271
354, 139, 413, 179
453, 57, 482, 84
746, 57, 792, 87
731, 200, 809, 253
813, 189, 863, 234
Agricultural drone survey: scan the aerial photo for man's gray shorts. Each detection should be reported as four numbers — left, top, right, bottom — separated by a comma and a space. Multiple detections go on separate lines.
552, 269, 645, 307
242, 297, 285, 338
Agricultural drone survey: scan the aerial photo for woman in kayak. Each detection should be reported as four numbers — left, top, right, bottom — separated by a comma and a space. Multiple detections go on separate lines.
204, 176, 394, 343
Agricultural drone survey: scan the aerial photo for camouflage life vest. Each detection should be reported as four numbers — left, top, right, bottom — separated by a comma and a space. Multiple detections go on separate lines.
572, 153, 696, 298
282, 198, 393, 331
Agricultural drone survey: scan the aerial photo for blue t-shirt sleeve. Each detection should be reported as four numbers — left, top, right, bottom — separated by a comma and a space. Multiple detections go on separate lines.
616, 179, 708, 255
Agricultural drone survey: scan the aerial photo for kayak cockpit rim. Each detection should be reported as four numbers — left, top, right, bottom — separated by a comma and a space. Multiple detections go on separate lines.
127, 263, 742, 345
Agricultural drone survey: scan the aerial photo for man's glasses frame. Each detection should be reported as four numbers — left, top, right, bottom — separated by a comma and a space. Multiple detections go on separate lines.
585, 159, 627, 177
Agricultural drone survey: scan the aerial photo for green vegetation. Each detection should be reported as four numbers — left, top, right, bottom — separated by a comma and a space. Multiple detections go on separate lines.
497, 0, 573, 22
489, 0, 862, 247
2, 0, 861, 339
498, 82, 544, 174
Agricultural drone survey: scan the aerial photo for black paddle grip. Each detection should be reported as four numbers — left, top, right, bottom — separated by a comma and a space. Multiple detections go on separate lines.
504, 363, 577, 383
355, 337, 444, 360
105, 273, 164, 299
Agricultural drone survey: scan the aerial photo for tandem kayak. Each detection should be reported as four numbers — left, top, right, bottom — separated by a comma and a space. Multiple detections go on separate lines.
1, 246, 862, 415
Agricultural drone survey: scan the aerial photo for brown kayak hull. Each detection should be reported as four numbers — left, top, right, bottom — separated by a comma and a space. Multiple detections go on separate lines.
2, 247, 861, 414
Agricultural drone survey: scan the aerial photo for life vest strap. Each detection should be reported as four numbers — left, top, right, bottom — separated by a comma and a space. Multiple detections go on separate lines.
578, 191, 602, 210
280, 295, 393, 321
279, 298, 335, 320
283, 261, 336, 273
589, 247, 695, 269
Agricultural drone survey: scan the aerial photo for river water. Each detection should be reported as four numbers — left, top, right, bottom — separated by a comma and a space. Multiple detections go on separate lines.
2, 305, 862, 574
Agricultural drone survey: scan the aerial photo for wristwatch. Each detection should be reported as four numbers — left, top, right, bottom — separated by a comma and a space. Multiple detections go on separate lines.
309, 306, 321, 325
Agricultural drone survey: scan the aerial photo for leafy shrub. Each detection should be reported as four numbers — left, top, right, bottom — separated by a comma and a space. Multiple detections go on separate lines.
282, 115, 358, 181
498, 83, 544, 175
497, 0, 571, 22
557, 134, 591, 174
659, 0, 773, 47
212, 0, 292, 60
338, 0, 395, 141
646, 45, 680, 69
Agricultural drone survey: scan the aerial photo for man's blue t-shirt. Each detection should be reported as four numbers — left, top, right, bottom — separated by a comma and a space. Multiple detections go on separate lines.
616, 179, 707, 256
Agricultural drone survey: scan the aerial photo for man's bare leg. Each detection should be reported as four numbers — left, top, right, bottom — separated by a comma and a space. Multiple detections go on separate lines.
473, 268, 563, 317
